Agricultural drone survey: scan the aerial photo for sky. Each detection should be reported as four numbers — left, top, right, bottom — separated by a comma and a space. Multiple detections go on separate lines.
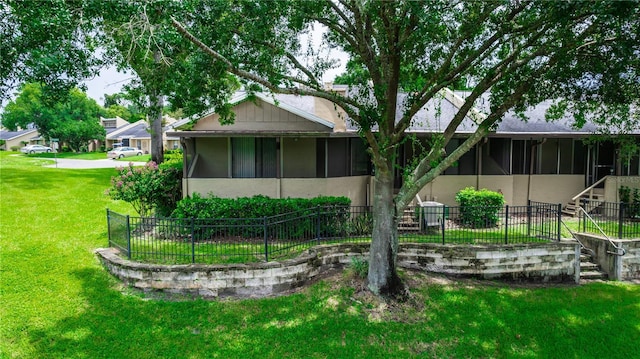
82, 67, 132, 106
2, 26, 348, 113
82, 25, 348, 107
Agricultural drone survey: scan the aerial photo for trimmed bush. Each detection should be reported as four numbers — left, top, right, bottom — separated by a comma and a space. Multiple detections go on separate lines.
172, 194, 351, 240
455, 187, 505, 228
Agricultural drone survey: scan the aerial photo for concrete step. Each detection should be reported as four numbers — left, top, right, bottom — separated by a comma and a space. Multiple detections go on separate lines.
580, 270, 608, 280
579, 250, 608, 280
580, 262, 599, 271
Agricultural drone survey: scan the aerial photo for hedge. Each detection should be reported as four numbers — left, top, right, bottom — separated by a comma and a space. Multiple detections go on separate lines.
171, 194, 351, 240
455, 187, 505, 228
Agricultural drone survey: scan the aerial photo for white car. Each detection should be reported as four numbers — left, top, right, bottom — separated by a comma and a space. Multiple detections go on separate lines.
21, 144, 53, 154
107, 146, 143, 159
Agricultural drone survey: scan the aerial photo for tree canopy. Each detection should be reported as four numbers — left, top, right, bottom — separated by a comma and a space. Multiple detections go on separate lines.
166, 0, 640, 295
1, 0, 238, 163
1, 83, 106, 151
2, 0, 639, 295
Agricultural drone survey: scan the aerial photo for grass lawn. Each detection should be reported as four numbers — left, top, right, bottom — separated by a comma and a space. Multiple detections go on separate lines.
1, 151, 639, 359
24, 151, 107, 160
21, 151, 152, 162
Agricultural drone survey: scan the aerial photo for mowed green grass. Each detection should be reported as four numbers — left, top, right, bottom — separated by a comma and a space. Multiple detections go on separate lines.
28, 151, 152, 162
1, 151, 639, 359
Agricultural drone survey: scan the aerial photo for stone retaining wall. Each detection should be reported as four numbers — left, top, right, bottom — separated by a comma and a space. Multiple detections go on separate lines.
96, 242, 578, 299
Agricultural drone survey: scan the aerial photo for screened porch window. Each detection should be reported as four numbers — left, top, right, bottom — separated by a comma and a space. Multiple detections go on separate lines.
231, 138, 277, 178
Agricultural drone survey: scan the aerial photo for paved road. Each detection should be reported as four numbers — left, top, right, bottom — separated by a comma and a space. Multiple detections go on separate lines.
44, 158, 144, 169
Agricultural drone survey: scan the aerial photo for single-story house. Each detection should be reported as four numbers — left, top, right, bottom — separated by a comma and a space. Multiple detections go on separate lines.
0, 128, 40, 151
167, 87, 640, 208
105, 116, 182, 154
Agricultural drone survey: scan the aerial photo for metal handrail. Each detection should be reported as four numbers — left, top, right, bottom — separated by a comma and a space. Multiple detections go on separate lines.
571, 176, 608, 201
559, 218, 595, 256
576, 207, 626, 256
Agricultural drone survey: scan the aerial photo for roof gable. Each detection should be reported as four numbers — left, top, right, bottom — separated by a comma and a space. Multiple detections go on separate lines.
192, 93, 335, 132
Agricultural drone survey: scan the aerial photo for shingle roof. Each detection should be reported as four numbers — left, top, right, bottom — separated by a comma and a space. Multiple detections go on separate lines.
0, 129, 37, 140
170, 89, 638, 137
115, 123, 149, 138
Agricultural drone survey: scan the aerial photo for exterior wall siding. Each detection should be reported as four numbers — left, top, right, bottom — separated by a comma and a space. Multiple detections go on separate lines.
604, 176, 640, 203
194, 101, 331, 132
416, 174, 584, 206
183, 174, 586, 207
184, 176, 371, 206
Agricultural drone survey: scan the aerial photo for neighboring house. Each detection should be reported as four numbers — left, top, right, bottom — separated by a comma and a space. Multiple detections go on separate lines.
167, 87, 640, 208
88, 116, 131, 151
0, 128, 40, 151
105, 120, 150, 153
105, 116, 180, 154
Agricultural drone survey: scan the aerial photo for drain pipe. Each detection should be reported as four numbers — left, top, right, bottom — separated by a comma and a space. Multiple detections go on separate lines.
527, 138, 546, 203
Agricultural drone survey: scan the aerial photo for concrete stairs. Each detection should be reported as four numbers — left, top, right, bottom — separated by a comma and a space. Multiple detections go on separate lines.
398, 208, 420, 232
562, 190, 605, 217
580, 249, 608, 281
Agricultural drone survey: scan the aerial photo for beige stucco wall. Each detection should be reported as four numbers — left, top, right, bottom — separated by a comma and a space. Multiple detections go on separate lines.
417, 176, 476, 206
604, 176, 640, 203
185, 172, 587, 208
416, 174, 585, 206
280, 177, 370, 206
282, 138, 316, 178
186, 178, 279, 198
2, 131, 38, 150
194, 100, 331, 132
184, 176, 371, 206
526, 175, 584, 205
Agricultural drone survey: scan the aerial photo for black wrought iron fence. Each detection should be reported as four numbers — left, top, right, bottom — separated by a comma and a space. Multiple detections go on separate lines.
106, 201, 562, 264
579, 200, 640, 239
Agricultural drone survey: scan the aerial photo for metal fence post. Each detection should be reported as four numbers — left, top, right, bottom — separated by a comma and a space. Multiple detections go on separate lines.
316, 205, 321, 244
581, 200, 585, 232
526, 200, 532, 237
264, 216, 269, 262
441, 205, 446, 245
618, 202, 625, 239
125, 215, 131, 260
106, 209, 112, 247
557, 203, 562, 241
191, 218, 195, 264
504, 205, 509, 244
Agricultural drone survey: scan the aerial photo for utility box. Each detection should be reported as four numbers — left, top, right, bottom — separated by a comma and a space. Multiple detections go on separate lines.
420, 201, 445, 228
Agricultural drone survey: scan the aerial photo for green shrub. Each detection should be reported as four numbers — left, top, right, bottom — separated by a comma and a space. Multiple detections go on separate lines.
172, 194, 351, 240
349, 256, 368, 278
106, 161, 183, 218
455, 187, 505, 228
620, 185, 640, 218
347, 211, 373, 236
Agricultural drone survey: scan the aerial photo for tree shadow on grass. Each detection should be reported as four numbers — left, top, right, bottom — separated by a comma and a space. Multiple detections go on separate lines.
26, 268, 390, 359
27, 267, 640, 359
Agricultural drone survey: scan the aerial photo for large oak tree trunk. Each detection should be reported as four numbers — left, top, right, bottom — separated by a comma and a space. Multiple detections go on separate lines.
149, 91, 164, 164
367, 168, 403, 296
